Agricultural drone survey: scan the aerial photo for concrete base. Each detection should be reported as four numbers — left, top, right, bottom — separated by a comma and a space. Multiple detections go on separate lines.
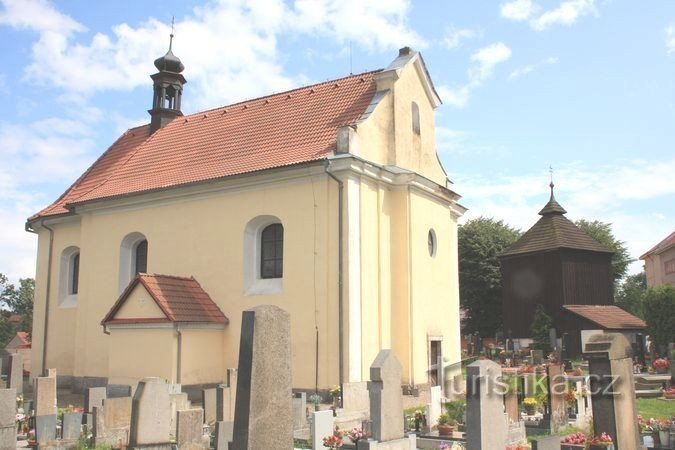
357, 436, 416, 450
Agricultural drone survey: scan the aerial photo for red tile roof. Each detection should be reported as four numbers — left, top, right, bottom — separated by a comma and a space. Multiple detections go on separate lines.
102, 274, 228, 325
563, 305, 646, 330
30, 70, 380, 221
640, 230, 675, 259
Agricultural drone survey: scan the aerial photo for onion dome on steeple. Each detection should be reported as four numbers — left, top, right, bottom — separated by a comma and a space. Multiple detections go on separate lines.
154, 34, 184, 73
538, 181, 567, 215
148, 26, 187, 133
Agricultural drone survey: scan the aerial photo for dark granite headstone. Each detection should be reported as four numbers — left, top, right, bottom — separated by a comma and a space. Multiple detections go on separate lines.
35, 414, 57, 444
62, 412, 83, 440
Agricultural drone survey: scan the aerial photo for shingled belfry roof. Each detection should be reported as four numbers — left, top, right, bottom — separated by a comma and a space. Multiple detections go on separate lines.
500, 183, 612, 257
29, 69, 381, 222
102, 274, 228, 325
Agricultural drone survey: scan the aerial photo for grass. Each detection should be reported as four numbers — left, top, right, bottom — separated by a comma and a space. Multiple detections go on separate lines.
636, 397, 674, 420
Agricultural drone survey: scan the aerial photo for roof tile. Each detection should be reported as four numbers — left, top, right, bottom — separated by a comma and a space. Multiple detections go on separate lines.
563, 305, 646, 330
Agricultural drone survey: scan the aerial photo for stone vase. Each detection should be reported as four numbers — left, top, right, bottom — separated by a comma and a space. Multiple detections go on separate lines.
437, 424, 454, 436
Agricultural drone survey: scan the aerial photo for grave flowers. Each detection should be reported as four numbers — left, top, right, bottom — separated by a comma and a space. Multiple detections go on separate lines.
322, 431, 343, 449
652, 358, 669, 374
657, 419, 672, 446
560, 431, 586, 449
347, 426, 366, 444
522, 397, 537, 415
588, 432, 613, 450
663, 386, 675, 399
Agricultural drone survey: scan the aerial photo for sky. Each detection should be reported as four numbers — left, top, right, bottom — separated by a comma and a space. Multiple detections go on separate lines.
0, 0, 673, 282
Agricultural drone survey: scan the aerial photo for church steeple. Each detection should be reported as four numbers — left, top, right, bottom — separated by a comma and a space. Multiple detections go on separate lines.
538, 181, 567, 215
149, 27, 186, 133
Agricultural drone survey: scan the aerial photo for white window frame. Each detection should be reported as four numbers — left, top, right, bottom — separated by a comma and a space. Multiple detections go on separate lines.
243, 215, 283, 295
119, 232, 147, 293
58, 246, 80, 308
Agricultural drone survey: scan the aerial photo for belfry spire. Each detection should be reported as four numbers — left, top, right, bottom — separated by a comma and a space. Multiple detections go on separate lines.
148, 22, 186, 133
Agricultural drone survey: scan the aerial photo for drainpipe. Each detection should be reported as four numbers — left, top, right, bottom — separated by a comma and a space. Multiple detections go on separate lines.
40, 220, 55, 376
175, 324, 182, 384
325, 164, 344, 389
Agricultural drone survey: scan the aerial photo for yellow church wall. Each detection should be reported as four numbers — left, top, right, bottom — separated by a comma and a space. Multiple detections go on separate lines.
179, 328, 226, 385
107, 328, 176, 385
38, 172, 340, 389
115, 285, 165, 319
408, 190, 461, 385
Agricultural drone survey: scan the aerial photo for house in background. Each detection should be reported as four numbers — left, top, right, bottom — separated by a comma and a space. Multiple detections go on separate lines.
499, 183, 645, 357
2, 331, 31, 376
640, 230, 675, 287
26, 43, 465, 393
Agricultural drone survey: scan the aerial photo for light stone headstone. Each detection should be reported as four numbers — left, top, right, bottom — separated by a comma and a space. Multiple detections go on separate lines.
217, 385, 234, 422
93, 397, 133, 448
62, 412, 83, 440
311, 410, 334, 450
547, 364, 567, 433
170, 392, 191, 436
367, 350, 404, 442
466, 360, 507, 450
177, 408, 207, 450
128, 377, 171, 449
0, 388, 17, 450
34, 376, 57, 416
215, 421, 234, 450
584, 333, 640, 450
202, 388, 217, 425
8, 353, 23, 394
426, 385, 442, 429
292, 392, 307, 429
230, 305, 292, 450
342, 381, 370, 412
86, 387, 107, 413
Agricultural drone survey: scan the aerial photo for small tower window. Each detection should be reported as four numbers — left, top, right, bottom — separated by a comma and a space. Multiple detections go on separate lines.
260, 224, 283, 279
412, 102, 421, 135
71, 253, 80, 294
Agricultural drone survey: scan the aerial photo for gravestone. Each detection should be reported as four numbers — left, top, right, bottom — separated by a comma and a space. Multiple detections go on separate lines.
426, 385, 442, 429
177, 408, 207, 450
86, 386, 107, 413
128, 377, 171, 449
93, 396, 133, 447
8, 353, 23, 394
342, 381, 369, 412
202, 388, 217, 425
292, 392, 307, 429
230, 305, 292, 450
34, 376, 57, 444
547, 364, 567, 433
466, 360, 507, 450
217, 385, 234, 422
215, 421, 233, 450
0, 388, 16, 450
170, 392, 191, 436
504, 389, 519, 423
62, 412, 84, 440
311, 410, 334, 450
531, 350, 544, 365
368, 350, 404, 442
531, 435, 561, 450
584, 333, 640, 450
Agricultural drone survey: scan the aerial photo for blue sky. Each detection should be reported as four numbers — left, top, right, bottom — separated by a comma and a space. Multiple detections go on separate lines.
0, 0, 673, 281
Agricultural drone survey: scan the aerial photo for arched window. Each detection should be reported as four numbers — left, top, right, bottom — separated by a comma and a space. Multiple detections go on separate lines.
58, 246, 80, 307
134, 239, 148, 274
412, 102, 421, 135
243, 216, 284, 295
119, 232, 148, 292
428, 229, 437, 257
260, 224, 283, 279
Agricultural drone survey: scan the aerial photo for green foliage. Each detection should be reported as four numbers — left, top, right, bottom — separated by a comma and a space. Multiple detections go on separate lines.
458, 217, 521, 335
643, 285, 675, 348
530, 304, 553, 353
574, 219, 632, 282
0, 273, 35, 347
615, 271, 647, 318
444, 400, 466, 423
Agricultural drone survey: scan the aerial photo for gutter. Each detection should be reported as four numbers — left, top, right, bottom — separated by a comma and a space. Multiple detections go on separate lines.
40, 220, 55, 377
175, 324, 183, 384
325, 163, 344, 389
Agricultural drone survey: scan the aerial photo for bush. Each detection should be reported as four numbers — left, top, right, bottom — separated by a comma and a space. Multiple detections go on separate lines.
530, 304, 553, 353
444, 400, 466, 423
643, 285, 675, 350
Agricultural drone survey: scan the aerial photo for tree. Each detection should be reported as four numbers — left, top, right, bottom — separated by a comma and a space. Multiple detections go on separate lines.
615, 271, 647, 318
574, 220, 632, 282
643, 285, 675, 351
530, 304, 553, 353
458, 217, 521, 336
0, 273, 35, 347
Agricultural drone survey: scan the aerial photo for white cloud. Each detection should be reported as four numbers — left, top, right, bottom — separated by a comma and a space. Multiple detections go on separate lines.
438, 43, 512, 108
666, 24, 675, 54
442, 26, 476, 49
500, 0, 540, 22
0, 0, 84, 34
500, 0, 598, 31
508, 56, 558, 80
454, 159, 675, 274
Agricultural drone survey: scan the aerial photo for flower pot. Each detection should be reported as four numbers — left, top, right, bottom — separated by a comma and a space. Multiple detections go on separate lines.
437, 425, 454, 436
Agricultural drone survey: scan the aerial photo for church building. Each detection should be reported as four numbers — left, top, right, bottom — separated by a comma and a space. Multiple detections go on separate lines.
26, 42, 465, 393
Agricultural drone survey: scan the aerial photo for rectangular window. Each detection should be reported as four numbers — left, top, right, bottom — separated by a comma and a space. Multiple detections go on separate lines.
665, 258, 675, 274
261, 224, 283, 279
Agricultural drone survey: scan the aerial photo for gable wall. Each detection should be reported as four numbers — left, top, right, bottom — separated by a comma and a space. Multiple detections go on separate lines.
115, 284, 166, 319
